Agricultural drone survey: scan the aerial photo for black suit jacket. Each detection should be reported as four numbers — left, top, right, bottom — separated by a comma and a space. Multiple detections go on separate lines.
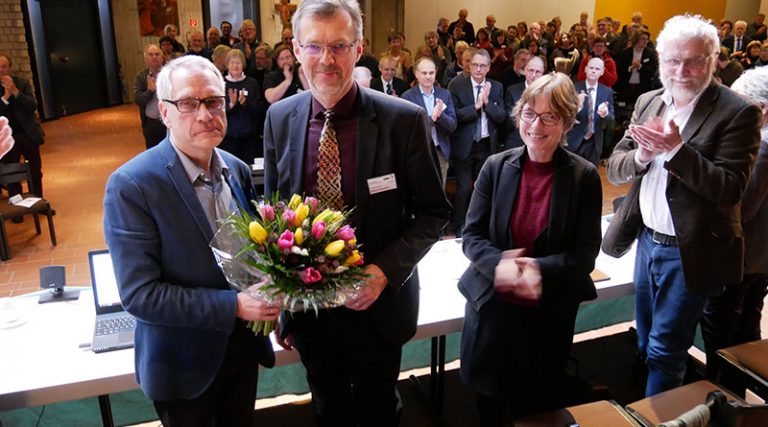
370, 76, 410, 97
263, 87, 451, 345
503, 82, 526, 148
448, 76, 506, 159
615, 47, 658, 93
722, 35, 753, 54
0, 75, 44, 144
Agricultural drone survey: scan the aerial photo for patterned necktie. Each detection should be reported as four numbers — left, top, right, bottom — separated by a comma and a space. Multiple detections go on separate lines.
585, 87, 594, 140
475, 84, 483, 141
386, 82, 393, 95
316, 110, 344, 210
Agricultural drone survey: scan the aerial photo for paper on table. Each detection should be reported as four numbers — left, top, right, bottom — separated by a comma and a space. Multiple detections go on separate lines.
11, 197, 41, 208
590, 268, 610, 282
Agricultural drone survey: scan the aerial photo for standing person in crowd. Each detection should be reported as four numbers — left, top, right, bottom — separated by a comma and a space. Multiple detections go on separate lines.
448, 48, 505, 236
163, 24, 185, 53
206, 26, 221, 50
567, 57, 614, 166
577, 36, 617, 87
105, 55, 278, 427
740, 41, 763, 69
700, 65, 768, 383
460, 72, 602, 426
616, 29, 658, 104
437, 17, 452, 47
1, 54, 44, 200
550, 32, 580, 76
517, 21, 528, 40
263, 1, 451, 425
212, 45, 231, 75
234, 20, 261, 77
522, 22, 550, 57
220, 20, 240, 48
355, 38, 380, 79
442, 41, 470, 88
185, 30, 212, 61
722, 20, 752, 59
221, 49, 265, 164
475, 28, 491, 51
159, 36, 181, 63
250, 45, 273, 89
487, 30, 514, 81
497, 49, 530, 91
747, 13, 766, 42
133, 44, 166, 150
505, 56, 544, 149
273, 27, 294, 50
603, 15, 761, 396
425, 30, 452, 84
0, 117, 13, 159
371, 55, 408, 97
402, 57, 457, 185
720, 20, 734, 42
263, 45, 308, 104
484, 15, 498, 35
449, 9, 475, 44
381, 32, 412, 81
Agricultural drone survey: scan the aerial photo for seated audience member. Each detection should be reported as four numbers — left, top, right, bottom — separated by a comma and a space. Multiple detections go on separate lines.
521, 22, 550, 57
442, 41, 470, 88
249, 45, 273, 89
425, 30, 453, 83
719, 20, 734, 42
163, 24, 185, 53
211, 45, 231, 75
219, 20, 240, 48
233, 20, 261, 77
371, 55, 409, 97
488, 30, 514, 81
449, 8, 476, 44
550, 32, 580, 77
505, 26, 521, 51
382, 32, 412, 80
576, 36, 617, 87
616, 29, 658, 104
159, 36, 181, 63
757, 42, 768, 67
497, 49, 531, 92
437, 17, 452, 47
566, 57, 614, 166
352, 66, 372, 88
700, 66, 768, 380
133, 44, 166, 149
355, 38, 380, 79
715, 46, 744, 87
263, 45, 308, 104
747, 13, 767, 42
723, 20, 752, 59
220, 49, 265, 164
741, 41, 763, 69
185, 30, 212, 61
505, 56, 544, 149
0, 54, 44, 198
401, 57, 457, 185
206, 27, 221, 50
0, 117, 12, 159
475, 28, 491, 50
460, 72, 602, 425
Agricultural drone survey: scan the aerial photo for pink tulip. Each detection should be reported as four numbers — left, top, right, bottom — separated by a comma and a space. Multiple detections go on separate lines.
337, 225, 355, 241
282, 209, 296, 225
277, 230, 294, 251
299, 267, 322, 284
312, 221, 326, 239
258, 204, 275, 221
304, 196, 319, 210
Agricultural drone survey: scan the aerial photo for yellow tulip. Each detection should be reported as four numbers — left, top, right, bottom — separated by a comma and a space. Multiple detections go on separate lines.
288, 194, 302, 210
344, 250, 362, 266
294, 228, 304, 245
294, 203, 309, 227
313, 209, 334, 225
324, 240, 346, 257
249, 221, 268, 244
330, 211, 345, 224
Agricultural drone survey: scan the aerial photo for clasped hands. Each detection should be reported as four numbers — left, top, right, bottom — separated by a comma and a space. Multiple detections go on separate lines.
494, 249, 542, 304
628, 116, 682, 163
475, 82, 491, 110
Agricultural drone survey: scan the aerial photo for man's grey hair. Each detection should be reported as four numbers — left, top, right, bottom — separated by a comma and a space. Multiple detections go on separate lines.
155, 56, 224, 101
731, 66, 768, 107
472, 48, 491, 62
656, 15, 719, 59
292, 0, 363, 42
734, 20, 748, 29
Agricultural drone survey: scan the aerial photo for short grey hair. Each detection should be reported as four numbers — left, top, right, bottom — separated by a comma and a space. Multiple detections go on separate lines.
155, 56, 224, 101
656, 15, 719, 58
731, 66, 768, 106
292, 0, 363, 42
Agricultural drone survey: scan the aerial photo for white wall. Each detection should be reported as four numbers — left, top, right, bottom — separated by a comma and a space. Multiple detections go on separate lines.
724, 0, 761, 22
404, 0, 595, 51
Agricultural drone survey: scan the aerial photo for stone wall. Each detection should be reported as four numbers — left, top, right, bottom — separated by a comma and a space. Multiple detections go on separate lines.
0, 0, 34, 87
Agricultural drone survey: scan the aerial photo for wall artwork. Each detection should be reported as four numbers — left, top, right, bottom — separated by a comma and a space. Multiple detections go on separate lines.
138, 0, 180, 36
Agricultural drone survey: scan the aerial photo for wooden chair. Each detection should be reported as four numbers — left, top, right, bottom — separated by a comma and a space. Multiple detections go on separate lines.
715, 338, 768, 401
0, 161, 57, 260
513, 400, 642, 427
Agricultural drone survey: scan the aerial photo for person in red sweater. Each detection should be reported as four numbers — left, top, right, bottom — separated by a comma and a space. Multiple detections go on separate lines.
577, 36, 618, 87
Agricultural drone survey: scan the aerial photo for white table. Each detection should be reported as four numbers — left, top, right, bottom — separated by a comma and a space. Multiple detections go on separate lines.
0, 223, 635, 424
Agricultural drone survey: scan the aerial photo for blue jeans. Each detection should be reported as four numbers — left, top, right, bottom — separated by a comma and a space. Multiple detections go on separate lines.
634, 228, 722, 396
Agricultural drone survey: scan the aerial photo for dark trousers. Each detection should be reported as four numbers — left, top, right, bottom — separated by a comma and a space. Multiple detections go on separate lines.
2, 132, 42, 197
701, 273, 768, 378
142, 117, 167, 150
153, 325, 261, 427
289, 308, 403, 427
452, 138, 491, 231
569, 136, 599, 166
219, 135, 262, 166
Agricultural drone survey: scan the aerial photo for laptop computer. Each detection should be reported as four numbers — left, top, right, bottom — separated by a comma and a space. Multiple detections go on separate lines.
88, 250, 135, 353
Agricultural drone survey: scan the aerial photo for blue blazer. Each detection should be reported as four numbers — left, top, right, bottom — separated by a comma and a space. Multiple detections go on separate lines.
448, 75, 507, 159
566, 81, 614, 158
103, 138, 274, 401
400, 85, 457, 158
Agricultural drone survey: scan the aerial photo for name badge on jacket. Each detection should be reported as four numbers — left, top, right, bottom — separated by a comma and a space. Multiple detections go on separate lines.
367, 173, 397, 195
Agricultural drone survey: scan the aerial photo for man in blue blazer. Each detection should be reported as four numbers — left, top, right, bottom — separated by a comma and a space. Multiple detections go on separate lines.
567, 57, 614, 166
103, 56, 276, 426
263, 1, 451, 424
401, 56, 457, 185
448, 48, 506, 235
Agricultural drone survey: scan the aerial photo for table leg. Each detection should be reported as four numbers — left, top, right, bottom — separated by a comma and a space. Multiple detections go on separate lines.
407, 335, 448, 423
98, 394, 115, 427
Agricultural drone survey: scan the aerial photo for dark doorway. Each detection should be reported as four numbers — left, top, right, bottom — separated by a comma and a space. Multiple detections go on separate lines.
39, 0, 107, 117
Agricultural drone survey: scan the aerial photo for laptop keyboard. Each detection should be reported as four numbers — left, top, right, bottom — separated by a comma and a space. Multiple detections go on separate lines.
95, 315, 135, 336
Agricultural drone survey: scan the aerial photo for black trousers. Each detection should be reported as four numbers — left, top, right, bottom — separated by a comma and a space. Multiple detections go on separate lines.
142, 117, 166, 150
152, 325, 261, 427
288, 307, 403, 427
2, 132, 42, 197
569, 136, 599, 167
452, 138, 491, 231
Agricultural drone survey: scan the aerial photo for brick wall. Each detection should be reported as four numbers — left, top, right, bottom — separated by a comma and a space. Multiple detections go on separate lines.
0, 0, 35, 88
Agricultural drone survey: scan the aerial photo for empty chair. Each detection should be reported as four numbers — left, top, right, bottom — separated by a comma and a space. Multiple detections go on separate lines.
513, 400, 642, 427
715, 338, 768, 400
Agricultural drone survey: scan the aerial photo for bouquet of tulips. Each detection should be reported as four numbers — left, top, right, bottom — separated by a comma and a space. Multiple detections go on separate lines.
210, 194, 367, 336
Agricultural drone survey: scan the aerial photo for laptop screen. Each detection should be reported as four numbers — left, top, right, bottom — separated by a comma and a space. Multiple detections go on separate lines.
88, 250, 123, 314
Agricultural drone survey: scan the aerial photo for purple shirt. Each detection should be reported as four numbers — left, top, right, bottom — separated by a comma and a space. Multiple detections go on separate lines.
303, 84, 359, 209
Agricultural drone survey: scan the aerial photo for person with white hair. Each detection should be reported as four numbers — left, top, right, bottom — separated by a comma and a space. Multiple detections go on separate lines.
722, 20, 753, 58
700, 66, 768, 384
351, 65, 372, 87
603, 14, 762, 396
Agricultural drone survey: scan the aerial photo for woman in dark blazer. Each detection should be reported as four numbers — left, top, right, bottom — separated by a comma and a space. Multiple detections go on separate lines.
458, 72, 603, 426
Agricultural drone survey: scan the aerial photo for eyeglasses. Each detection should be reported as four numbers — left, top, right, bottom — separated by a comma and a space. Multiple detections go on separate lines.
470, 62, 490, 69
162, 96, 227, 113
299, 42, 356, 56
519, 109, 561, 126
661, 55, 710, 69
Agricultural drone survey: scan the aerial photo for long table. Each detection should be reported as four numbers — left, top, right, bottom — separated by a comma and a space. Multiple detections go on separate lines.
0, 218, 635, 424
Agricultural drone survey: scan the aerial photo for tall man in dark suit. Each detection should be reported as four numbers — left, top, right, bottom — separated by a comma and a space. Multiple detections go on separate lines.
370, 55, 409, 97
603, 15, 761, 396
134, 44, 166, 149
0, 54, 45, 198
448, 48, 505, 235
567, 57, 614, 165
505, 55, 544, 149
263, 1, 451, 425
401, 57, 457, 185
104, 56, 278, 426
